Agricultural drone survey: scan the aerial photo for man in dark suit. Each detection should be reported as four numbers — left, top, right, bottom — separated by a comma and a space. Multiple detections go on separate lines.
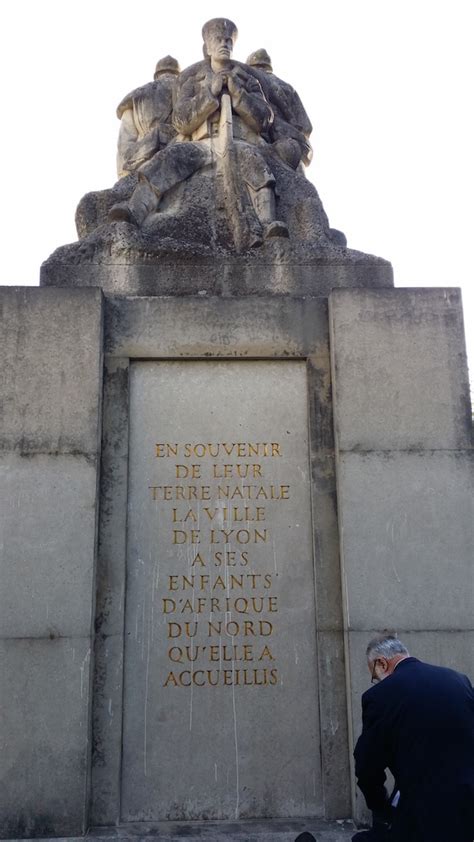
352, 633, 474, 842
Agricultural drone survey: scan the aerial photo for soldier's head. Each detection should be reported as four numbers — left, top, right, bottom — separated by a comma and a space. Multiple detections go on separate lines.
154, 55, 180, 80
202, 18, 238, 64
246, 49, 273, 73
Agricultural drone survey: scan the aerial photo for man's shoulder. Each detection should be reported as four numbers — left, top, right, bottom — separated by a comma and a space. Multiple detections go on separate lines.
116, 81, 158, 118
361, 658, 419, 705
412, 659, 473, 690
362, 658, 473, 705
178, 61, 209, 86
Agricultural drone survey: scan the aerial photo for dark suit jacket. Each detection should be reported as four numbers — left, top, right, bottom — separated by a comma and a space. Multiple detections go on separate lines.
354, 657, 474, 842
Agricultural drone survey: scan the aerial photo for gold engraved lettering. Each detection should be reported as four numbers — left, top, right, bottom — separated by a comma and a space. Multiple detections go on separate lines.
213, 550, 249, 567
175, 464, 201, 479
192, 670, 206, 687
179, 670, 192, 687
163, 598, 176, 613
206, 670, 220, 687
207, 619, 273, 637
168, 645, 206, 664
178, 442, 282, 459
155, 443, 179, 458
209, 644, 254, 662
167, 621, 197, 638
163, 671, 180, 687
215, 484, 290, 500
154, 439, 288, 690
209, 528, 268, 544
172, 529, 200, 544
172, 507, 198, 523
202, 505, 265, 522
212, 463, 263, 479
167, 595, 276, 615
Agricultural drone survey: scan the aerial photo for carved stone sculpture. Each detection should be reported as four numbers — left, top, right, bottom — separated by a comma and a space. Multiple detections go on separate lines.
116, 56, 180, 178
71, 17, 341, 252
246, 48, 313, 170
109, 19, 289, 248
41, 18, 393, 294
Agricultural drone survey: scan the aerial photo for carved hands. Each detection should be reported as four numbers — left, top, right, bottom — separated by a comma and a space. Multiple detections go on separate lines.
210, 72, 226, 97
209, 68, 245, 103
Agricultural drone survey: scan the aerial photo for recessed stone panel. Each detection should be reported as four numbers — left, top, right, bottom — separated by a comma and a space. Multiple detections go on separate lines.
121, 360, 323, 821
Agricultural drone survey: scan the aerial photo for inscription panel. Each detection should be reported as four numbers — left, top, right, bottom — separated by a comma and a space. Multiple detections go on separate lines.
121, 361, 322, 820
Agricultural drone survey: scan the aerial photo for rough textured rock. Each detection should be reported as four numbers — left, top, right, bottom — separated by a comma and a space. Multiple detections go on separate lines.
41, 18, 393, 295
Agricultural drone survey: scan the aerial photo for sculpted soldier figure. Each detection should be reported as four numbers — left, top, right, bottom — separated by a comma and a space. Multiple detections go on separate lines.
246, 48, 313, 170
115, 55, 180, 177
109, 18, 289, 244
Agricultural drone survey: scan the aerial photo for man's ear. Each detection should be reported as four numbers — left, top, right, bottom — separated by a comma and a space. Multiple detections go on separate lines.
379, 657, 390, 674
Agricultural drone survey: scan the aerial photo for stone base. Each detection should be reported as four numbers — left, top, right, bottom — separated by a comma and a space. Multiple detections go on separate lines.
2, 819, 357, 842
40, 234, 393, 298
2, 285, 471, 839
40, 248, 393, 298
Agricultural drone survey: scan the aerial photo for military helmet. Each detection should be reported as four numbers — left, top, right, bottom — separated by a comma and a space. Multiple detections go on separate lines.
246, 48, 273, 72
154, 55, 180, 79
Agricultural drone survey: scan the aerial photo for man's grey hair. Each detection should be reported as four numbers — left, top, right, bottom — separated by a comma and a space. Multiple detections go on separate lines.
366, 632, 409, 662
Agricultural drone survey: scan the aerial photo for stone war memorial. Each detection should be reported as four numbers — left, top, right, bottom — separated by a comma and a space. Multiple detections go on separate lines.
1, 17, 472, 842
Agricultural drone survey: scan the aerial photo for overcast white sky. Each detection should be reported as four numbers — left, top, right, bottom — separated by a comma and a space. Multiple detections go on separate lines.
1, 0, 473, 382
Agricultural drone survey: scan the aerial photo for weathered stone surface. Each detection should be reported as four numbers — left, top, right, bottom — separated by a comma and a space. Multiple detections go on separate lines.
40, 19, 393, 294
91, 358, 130, 826
0, 287, 103, 838
70, 18, 328, 255
7, 15, 474, 841
91, 632, 124, 827
115, 59, 180, 180
336, 450, 473, 631
330, 287, 474, 825
315, 631, 352, 819
0, 637, 92, 839
91, 296, 350, 825
104, 295, 331, 359
0, 818, 358, 842
0, 287, 103, 455
306, 357, 351, 819
41, 245, 393, 297
330, 288, 472, 451
120, 360, 323, 821
94, 358, 129, 640
0, 453, 99, 638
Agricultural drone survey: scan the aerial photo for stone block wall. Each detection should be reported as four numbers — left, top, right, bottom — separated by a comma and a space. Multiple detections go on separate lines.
0, 288, 103, 838
329, 288, 473, 817
0, 284, 471, 835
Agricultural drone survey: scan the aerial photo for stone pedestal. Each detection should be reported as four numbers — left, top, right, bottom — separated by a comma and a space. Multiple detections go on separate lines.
0, 284, 471, 838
